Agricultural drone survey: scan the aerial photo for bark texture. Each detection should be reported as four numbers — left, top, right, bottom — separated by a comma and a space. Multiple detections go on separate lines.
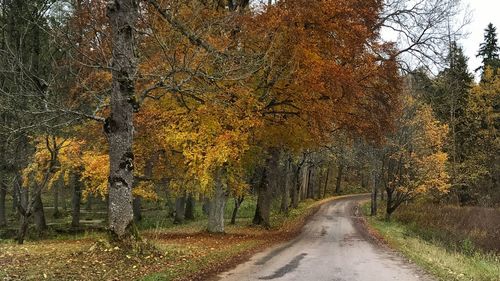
207, 168, 227, 233
253, 149, 278, 228
106, 0, 139, 240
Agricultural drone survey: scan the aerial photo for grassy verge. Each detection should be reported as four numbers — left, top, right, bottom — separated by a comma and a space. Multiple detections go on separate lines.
361, 203, 500, 281
0, 195, 343, 281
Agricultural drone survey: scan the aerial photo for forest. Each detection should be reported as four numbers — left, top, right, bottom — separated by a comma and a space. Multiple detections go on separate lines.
0, 0, 498, 280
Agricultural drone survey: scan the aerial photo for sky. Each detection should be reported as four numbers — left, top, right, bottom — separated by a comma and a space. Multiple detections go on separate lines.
460, 0, 500, 74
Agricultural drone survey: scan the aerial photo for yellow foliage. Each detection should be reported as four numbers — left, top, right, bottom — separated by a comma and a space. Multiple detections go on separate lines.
81, 151, 109, 199
386, 92, 451, 199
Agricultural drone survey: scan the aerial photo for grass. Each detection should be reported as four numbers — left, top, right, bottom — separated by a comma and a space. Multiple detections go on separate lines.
362, 203, 500, 281
0, 195, 340, 281
392, 202, 500, 252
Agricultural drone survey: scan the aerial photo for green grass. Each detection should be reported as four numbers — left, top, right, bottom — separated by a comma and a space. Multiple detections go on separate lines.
362, 203, 500, 281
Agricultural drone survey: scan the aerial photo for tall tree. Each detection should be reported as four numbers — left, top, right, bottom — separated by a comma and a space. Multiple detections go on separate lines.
106, 0, 139, 241
476, 23, 500, 74
461, 69, 500, 205
429, 43, 473, 203
381, 85, 450, 219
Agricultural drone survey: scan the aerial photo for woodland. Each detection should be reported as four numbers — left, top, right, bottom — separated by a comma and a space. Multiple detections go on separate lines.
0, 0, 498, 280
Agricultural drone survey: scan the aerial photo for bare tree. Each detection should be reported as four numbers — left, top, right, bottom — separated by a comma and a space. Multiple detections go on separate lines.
377, 0, 469, 71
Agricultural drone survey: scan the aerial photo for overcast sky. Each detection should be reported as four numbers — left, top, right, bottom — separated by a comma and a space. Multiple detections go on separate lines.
460, 0, 500, 74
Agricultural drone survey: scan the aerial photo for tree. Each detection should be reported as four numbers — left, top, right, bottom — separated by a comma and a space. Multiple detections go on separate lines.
381, 83, 450, 219
476, 23, 500, 74
105, 0, 139, 241
461, 68, 500, 205
429, 43, 473, 203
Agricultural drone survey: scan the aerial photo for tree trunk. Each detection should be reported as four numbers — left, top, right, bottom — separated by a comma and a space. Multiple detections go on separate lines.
33, 192, 46, 232
106, 0, 139, 241
62, 181, 68, 211
385, 189, 394, 220
133, 197, 142, 221
21, 186, 28, 212
316, 168, 322, 199
17, 215, 29, 244
253, 149, 278, 228
230, 196, 244, 225
335, 163, 344, 194
185, 194, 195, 220
323, 166, 330, 198
253, 169, 272, 227
0, 181, 6, 227
291, 165, 300, 208
53, 178, 61, 218
307, 168, 313, 199
173, 193, 186, 224
71, 172, 81, 228
12, 180, 18, 214
380, 161, 386, 201
207, 168, 227, 233
280, 160, 291, 214
162, 179, 175, 216
370, 172, 378, 216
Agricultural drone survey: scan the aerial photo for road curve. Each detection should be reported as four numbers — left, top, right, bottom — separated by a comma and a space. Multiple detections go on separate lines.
216, 194, 433, 281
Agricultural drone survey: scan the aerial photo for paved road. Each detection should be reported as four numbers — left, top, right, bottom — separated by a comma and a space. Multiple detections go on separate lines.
217, 194, 432, 281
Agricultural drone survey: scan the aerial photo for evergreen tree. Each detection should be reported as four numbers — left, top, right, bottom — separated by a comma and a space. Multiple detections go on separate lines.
430, 42, 474, 204
461, 68, 500, 205
476, 23, 500, 74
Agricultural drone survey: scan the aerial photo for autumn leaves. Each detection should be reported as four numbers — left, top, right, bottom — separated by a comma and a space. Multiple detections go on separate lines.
20, 0, 404, 239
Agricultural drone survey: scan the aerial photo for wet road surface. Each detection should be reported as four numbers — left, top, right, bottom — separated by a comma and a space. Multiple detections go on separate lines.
217, 194, 432, 281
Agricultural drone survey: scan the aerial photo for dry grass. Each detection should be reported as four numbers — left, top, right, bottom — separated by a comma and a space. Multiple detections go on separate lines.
362, 202, 500, 281
394, 203, 500, 253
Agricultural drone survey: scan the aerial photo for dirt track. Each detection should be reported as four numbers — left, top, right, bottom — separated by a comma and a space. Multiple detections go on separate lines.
216, 194, 433, 281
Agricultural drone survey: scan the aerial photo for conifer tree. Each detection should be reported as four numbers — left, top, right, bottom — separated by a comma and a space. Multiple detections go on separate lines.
476, 23, 500, 74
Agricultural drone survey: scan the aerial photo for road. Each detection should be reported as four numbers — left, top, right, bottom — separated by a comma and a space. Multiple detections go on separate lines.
216, 194, 432, 281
